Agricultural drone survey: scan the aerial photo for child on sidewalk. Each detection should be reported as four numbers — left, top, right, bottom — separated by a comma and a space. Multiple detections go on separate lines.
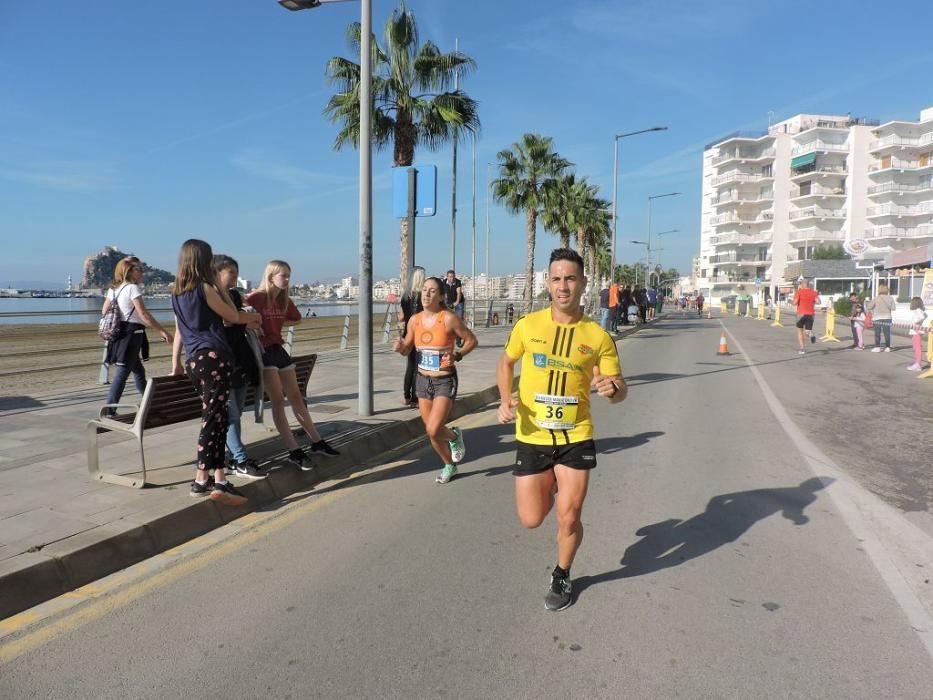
170, 239, 261, 505
213, 254, 266, 478
246, 260, 340, 470
849, 295, 866, 350
907, 297, 928, 371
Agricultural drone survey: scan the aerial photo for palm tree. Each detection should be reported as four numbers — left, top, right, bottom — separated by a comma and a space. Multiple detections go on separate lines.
493, 134, 571, 313
324, 1, 480, 282
541, 173, 578, 249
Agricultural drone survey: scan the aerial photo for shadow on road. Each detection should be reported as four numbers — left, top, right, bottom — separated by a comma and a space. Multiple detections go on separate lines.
574, 477, 833, 596
600, 431, 665, 454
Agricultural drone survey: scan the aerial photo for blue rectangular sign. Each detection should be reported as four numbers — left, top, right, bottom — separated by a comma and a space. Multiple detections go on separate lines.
392, 165, 437, 218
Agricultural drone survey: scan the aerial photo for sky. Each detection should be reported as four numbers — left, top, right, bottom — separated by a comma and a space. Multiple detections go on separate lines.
2, 0, 933, 288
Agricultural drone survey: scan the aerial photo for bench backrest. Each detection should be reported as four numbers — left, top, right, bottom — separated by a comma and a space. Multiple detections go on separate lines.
112, 353, 318, 430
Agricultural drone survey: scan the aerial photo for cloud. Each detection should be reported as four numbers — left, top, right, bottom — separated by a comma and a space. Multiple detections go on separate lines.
232, 148, 358, 190
0, 159, 116, 191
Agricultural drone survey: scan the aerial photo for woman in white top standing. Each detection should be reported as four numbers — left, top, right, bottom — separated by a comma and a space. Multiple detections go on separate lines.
102, 256, 172, 411
865, 283, 896, 352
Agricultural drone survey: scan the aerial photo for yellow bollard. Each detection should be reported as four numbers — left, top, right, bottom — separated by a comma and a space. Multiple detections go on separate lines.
771, 304, 783, 327
721, 301, 727, 314
919, 333, 933, 379
757, 304, 765, 320
745, 300, 753, 318
819, 307, 840, 343
734, 300, 740, 316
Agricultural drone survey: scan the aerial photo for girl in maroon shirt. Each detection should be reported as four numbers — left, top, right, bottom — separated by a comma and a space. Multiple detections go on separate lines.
246, 260, 339, 469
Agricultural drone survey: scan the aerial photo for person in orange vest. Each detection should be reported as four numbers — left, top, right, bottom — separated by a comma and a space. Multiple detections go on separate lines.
608, 282, 620, 332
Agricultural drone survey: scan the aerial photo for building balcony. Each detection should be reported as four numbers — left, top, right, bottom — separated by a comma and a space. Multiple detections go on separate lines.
866, 180, 933, 196
712, 147, 776, 166
711, 211, 774, 227
791, 141, 849, 156
866, 202, 933, 219
869, 132, 933, 153
866, 224, 933, 240
710, 232, 772, 246
869, 158, 933, 175
711, 191, 773, 207
786, 228, 846, 244
790, 165, 847, 182
788, 207, 846, 221
711, 171, 772, 188
790, 184, 846, 201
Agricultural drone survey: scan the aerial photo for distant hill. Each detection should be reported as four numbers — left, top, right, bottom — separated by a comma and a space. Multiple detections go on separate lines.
81, 246, 174, 289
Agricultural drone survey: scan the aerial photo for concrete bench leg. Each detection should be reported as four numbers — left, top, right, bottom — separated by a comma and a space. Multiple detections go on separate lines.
86, 421, 147, 489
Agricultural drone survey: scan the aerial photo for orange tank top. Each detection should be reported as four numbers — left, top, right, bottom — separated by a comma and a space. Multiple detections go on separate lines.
413, 310, 456, 372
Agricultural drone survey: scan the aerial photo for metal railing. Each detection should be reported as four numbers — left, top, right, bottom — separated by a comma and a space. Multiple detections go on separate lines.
791, 184, 846, 198
870, 158, 929, 172
866, 224, 933, 239
712, 147, 775, 165
711, 171, 771, 187
711, 191, 773, 206
791, 141, 849, 155
867, 181, 933, 195
790, 165, 847, 177
866, 202, 933, 218
789, 207, 846, 220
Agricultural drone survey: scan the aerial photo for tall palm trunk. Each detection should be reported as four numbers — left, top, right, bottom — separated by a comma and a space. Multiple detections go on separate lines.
559, 232, 570, 249
524, 208, 536, 314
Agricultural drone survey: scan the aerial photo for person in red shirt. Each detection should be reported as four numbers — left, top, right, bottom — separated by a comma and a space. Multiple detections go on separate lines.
246, 260, 339, 470
791, 279, 821, 354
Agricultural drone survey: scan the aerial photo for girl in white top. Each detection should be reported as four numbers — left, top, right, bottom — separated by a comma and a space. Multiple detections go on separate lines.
907, 297, 928, 371
102, 256, 172, 411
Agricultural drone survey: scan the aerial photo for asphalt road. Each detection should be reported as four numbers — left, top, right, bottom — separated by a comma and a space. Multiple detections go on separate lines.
2, 315, 932, 699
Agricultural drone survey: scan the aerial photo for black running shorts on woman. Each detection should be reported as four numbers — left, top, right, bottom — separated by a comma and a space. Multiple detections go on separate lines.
795, 314, 814, 330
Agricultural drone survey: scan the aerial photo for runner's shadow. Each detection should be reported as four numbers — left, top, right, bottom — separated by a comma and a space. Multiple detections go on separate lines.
600, 431, 665, 454
574, 477, 833, 595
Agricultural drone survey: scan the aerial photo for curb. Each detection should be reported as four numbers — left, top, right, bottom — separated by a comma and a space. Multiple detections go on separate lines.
0, 322, 648, 620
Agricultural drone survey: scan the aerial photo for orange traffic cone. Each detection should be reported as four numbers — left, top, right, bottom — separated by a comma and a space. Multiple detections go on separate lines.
716, 332, 730, 356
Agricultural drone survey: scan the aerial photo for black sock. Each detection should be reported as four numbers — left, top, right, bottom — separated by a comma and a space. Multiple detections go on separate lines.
553, 565, 570, 579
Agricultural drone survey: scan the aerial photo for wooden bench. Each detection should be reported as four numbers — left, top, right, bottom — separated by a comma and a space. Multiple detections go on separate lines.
87, 353, 317, 488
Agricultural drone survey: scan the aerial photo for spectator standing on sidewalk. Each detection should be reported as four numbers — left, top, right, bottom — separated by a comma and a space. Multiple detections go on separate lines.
792, 279, 821, 355
398, 265, 425, 406
598, 283, 611, 331
695, 293, 705, 318
646, 287, 657, 321
444, 269, 464, 320
608, 282, 620, 332
907, 297, 928, 371
866, 284, 896, 352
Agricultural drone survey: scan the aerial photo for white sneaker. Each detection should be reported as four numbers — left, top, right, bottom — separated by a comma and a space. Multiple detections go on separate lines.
884, 347, 891, 353
871, 347, 882, 353
907, 363, 922, 371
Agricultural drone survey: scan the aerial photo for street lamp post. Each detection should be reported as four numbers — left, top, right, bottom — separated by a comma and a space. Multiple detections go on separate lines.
630, 240, 649, 287
653, 228, 678, 273
611, 127, 668, 280
646, 192, 680, 275
485, 162, 494, 301
279, 0, 373, 416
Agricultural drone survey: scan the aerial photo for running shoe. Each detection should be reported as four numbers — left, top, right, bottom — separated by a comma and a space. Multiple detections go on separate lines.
310, 439, 340, 457
287, 449, 314, 471
233, 459, 267, 480
907, 363, 922, 371
884, 347, 891, 353
810, 333, 816, 344
435, 464, 457, 484
210, 481, 248, 507
545, 571, 573, 611
798, 350, 806, 355
448, 427, 466, 463
190, 478, 214, 498
871, 347, 883, 353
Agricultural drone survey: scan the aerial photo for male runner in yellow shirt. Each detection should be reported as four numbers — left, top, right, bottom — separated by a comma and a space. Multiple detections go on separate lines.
497, 248, 627, 611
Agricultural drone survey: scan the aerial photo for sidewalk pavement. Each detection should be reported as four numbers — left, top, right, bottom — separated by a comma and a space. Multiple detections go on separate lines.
0, 322, 646, 618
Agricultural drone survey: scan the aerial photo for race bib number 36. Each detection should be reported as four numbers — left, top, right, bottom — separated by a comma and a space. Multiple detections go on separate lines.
417, 349, 442, 372
533, 393, 579, 430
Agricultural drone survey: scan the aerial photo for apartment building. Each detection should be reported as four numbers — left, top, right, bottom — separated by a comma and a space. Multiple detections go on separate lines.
697, 108, 933, 303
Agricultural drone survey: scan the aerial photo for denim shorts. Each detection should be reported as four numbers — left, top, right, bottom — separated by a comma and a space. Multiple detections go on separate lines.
261, 344, 294, 371
415, 372, 458, 400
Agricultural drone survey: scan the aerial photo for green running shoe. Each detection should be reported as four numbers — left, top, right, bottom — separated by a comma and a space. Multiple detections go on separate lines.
448, 427, 466, 463
435, 463, 457, 484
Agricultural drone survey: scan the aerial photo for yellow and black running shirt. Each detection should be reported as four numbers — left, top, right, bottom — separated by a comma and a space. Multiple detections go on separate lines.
504, 308, 622, 446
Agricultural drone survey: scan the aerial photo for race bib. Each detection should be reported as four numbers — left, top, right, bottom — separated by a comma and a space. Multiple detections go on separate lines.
417, 349, 442, 372
533, 393, 579, 430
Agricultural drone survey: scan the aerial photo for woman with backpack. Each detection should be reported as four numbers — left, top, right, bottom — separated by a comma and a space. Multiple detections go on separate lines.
101, 256, 172, 412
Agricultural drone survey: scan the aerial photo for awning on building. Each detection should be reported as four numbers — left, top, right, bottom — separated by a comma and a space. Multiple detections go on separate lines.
790, 153, 817, 169
884, 243, 933, 269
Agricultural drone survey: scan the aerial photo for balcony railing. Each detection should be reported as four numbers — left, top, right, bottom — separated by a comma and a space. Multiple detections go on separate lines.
710, 232, 772, 246
711, 171, 770, 187
792, 141, 849, 156
790, 184, 846, 198
869, 158, 932, 172
867, 181, 933, 195
791, 165, 847, 178
712, 147, 776, 165
787, 229, 846, 242
869, 135, 922, 151
788, 207, 846, 220
709, 253, 771, 264
866, 202, 933, 218
866, 224, 933, 239
711, 191, 773, 206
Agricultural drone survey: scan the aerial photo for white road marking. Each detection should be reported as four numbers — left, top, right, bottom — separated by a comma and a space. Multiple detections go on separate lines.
722, 322, 933, 659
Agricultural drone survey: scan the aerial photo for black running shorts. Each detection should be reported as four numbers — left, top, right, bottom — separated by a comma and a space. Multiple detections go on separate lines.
415, 372, 458, 400
795, 314, 814, 330
514, 439, 597, 476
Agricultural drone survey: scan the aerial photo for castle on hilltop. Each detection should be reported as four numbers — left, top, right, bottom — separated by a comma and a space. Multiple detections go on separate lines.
80, 246, 174, 290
